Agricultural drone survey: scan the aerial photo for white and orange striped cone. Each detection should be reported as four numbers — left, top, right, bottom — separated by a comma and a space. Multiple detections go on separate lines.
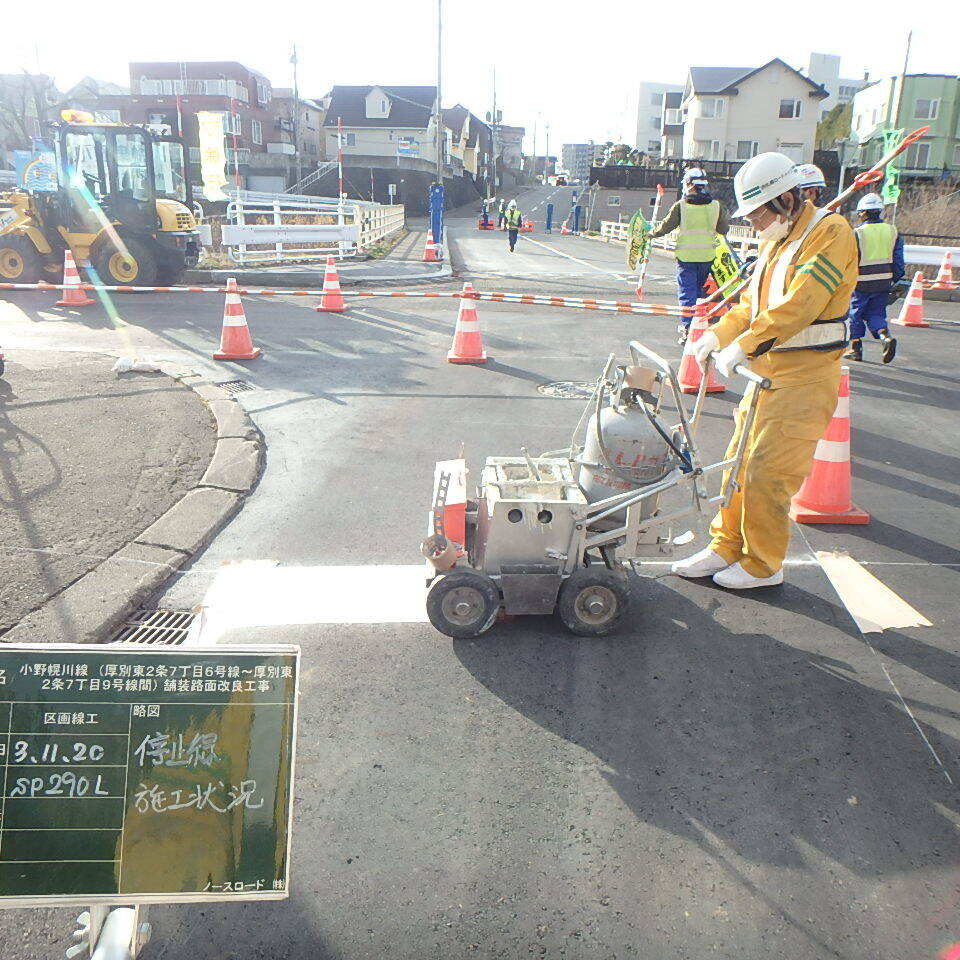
422, 229, 440, 263
447, 283, 487, 364
931, 250, 955, 289
790, 366, 869, 525
213, 278, 262, 361
316, 255, 345, 312
678, 302, 725, 395
55, 249, 94, 306
891, 271, 930, 328
560, 220, 570, 235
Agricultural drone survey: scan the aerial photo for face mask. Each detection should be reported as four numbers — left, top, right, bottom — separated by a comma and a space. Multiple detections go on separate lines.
756, 216, 790, 242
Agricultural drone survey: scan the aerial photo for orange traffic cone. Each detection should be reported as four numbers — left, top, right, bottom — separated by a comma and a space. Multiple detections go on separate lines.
891, 271, 930, 328
678, 302, 725, 395
213, 278, 262, 361
316, 255, 345, 312
55, 249, 94, 306
790, 367, 869, 524
560, 220, 570, 235
931, 250, 955, 289
422, 229, 440, 263
520, 219, 534, 233
447, 283, 487, 364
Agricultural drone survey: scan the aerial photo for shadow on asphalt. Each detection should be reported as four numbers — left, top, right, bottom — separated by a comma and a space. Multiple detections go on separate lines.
454, 576, 960, 891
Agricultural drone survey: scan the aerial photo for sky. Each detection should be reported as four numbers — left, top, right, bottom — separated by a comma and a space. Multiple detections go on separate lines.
3, 0, 958, 152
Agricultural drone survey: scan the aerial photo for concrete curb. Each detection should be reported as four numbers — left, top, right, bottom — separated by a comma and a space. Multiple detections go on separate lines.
184, 258, 452, 288
2, 372, 264, 645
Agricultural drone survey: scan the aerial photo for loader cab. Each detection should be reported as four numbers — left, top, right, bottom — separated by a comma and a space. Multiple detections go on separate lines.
57, 124, 157, 235
151, 136, 192, 208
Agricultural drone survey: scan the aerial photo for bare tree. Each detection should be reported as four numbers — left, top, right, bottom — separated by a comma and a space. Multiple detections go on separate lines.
0, 72, 61, 163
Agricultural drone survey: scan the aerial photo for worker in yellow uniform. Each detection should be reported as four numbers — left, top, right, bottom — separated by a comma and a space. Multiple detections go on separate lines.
671, 152, 857, 589
504, 199, 523, 252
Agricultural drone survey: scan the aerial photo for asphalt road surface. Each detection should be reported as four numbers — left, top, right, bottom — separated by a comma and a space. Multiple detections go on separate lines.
0, 183, 958, 959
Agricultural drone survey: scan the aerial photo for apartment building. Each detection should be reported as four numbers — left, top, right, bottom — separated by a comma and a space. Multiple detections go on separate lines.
852, 74, 960, 177
806, 53, 870, 120
561, 142, 595, 182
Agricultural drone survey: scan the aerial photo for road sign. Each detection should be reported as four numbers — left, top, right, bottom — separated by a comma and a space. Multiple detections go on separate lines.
0, 644, 299, 907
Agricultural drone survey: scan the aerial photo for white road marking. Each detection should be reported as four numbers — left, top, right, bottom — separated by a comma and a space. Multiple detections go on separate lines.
517, 234, 635, 285
815, 550, 932, 633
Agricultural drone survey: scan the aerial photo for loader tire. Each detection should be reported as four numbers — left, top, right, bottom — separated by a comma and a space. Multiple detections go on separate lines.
93, 236, 158, 287
0, 235, 44, 284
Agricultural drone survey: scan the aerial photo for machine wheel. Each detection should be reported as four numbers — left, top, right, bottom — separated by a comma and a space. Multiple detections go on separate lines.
93, 236, 158, 286
426, 569, 501, 639
557, 567, 630, 637
0, 235, 44, 284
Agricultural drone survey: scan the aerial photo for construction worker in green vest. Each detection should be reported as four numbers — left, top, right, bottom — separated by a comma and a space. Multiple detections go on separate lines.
649, 167, 730, 341
504, 199, 523, 252
846, 192, 903, 363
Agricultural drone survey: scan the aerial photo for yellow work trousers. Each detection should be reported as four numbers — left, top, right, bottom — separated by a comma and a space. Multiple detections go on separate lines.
708, 370, 840, 578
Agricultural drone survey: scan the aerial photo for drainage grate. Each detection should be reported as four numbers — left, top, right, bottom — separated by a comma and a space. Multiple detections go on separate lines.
113, 609, 196, 645
537, 381, 596, 400
216, 379, 257, 395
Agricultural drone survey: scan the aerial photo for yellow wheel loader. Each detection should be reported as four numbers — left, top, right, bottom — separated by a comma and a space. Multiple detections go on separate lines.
0, 112, 201, 287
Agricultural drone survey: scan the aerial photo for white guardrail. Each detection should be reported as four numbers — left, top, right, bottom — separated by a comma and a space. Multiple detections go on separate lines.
599, 220, 960, 269
218, 190, 405, 265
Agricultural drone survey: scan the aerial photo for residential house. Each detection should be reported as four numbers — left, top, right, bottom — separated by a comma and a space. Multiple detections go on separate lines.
443, 103, 492, 191
852, 74, 960, 178
806, 53, 869, 120
272, 87, 327, 188
680, 59, 827, 163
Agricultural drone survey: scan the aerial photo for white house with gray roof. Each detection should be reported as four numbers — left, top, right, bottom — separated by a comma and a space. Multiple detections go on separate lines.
680, 58, 827, 164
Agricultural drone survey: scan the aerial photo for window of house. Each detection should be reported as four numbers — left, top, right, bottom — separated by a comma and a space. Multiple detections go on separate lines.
779, 99, 802, 119
665, 108, 681, 125
257, 80, 271, 105
700, 98, 723, 119
251, 119, 262, 144
736, 140, 759, 160
344, 133, 356, 146
651, 116, 661, 129
710, 140, 721, 160
380, 98, 387, 113
650, 92, 661, 106
915, 98, 939, 120
904, 141, 930, 168
647, 140, 660, 152
223, 113, 241, 137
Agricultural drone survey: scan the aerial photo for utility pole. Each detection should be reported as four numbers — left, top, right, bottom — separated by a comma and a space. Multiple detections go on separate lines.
532, 117, 537, 182
545, 121, 550, 181
491, 68, 498, 192
291, 45, 301, 187
435, 0, 443, 185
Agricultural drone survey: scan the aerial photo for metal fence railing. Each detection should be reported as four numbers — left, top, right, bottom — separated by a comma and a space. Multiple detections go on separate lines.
213, 190, 405, 264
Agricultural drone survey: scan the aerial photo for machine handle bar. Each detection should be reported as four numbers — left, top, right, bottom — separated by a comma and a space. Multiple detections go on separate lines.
732, 363, 771, 389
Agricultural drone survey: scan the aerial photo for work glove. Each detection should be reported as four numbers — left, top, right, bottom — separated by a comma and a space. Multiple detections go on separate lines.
714, 341, 748, 379
693, 330, 719, 369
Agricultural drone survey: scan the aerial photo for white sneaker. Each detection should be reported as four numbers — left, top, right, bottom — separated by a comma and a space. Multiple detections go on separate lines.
712, 562, 784, 590
671, 548, 730, 578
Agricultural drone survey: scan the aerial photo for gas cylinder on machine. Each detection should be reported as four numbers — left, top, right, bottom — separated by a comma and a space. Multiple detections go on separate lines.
579, 401, 672, 508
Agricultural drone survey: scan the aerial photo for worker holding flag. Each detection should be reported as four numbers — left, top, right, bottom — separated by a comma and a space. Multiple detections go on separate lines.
649, 167, 730, 341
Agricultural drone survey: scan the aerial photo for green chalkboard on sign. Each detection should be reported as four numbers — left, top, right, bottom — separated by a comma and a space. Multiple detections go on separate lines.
0, 644, 299, 907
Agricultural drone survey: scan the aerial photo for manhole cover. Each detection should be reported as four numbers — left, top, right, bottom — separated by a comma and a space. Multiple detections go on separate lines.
537, 381, 596, 400
112, 609, 196, 645
216, 379, 257, 395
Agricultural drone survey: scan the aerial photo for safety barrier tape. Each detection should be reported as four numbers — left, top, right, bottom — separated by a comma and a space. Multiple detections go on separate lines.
0, 281, 698, 316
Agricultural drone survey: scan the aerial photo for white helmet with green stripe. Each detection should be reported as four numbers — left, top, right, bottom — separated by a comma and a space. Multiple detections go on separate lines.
733, 152, 803, 217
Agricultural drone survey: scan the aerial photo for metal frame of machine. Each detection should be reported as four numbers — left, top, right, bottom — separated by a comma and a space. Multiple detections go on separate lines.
422, 341, 771, 638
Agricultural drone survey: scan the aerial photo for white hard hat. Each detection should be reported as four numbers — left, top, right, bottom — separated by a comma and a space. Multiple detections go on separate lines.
733, 152, 803, 217
856, 192, 885, 212
796, 162, 826, 190
683, 166, 708, 187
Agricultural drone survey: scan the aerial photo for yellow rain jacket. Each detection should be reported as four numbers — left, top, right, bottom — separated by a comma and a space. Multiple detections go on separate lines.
707, 200, 858, 578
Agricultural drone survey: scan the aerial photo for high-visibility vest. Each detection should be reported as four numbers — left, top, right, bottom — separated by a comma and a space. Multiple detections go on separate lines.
505, 208, 522, 228
855, 221, 897, 293
675, 199, 719, 263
